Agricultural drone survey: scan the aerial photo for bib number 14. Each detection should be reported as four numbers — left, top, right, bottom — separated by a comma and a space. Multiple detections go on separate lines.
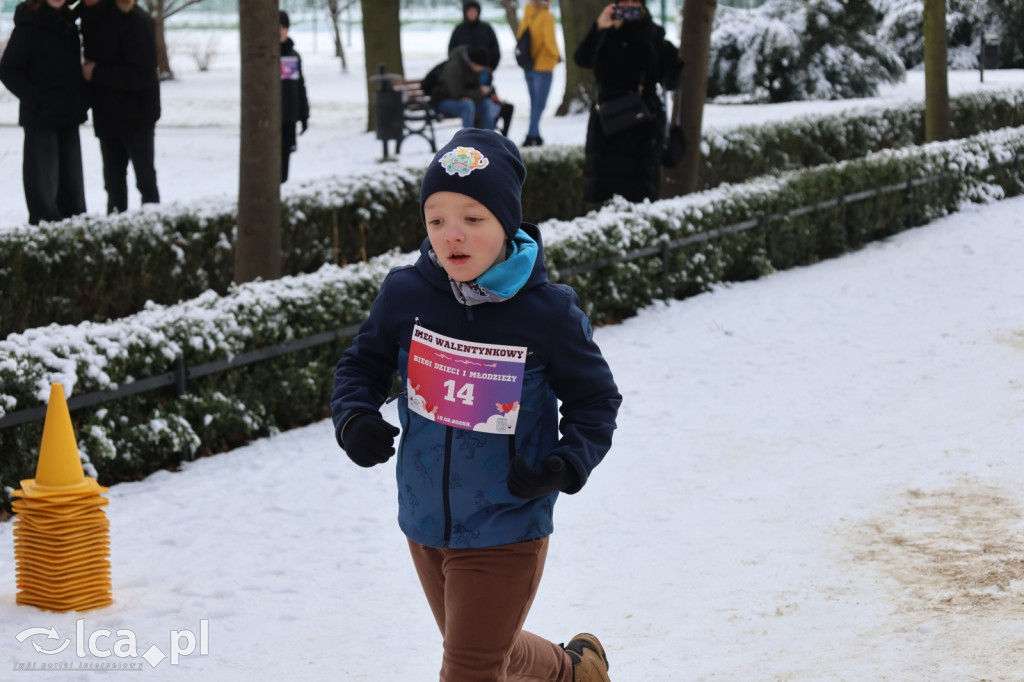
443, 380, 475, 405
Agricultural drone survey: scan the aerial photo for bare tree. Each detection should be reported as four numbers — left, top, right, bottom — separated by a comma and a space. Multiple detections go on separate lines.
138, 0, 206, 81
324, 0, 359, 72
661, 0, 717, 197
556, 0, 607, 115
235, 0, 281, 284
496, 0, 522, 34
923, 0, 949, 142
360, 0, 403, 133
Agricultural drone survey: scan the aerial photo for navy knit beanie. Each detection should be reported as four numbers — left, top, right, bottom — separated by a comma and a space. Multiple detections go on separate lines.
420, 129, 526, 240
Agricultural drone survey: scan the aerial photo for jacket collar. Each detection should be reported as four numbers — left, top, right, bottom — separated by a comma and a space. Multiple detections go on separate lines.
415, 222, 549, 297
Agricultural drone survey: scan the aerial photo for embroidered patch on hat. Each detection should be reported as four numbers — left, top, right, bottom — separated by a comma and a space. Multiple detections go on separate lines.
438, 146, 490, 177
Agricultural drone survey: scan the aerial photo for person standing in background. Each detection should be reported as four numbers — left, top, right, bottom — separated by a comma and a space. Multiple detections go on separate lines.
448, 1, 501, 73
517, 0, 560, 147
574, 0, 682, 204
79, 0, 161, 214
279, 10, 309, 184
0, 0, 88, 225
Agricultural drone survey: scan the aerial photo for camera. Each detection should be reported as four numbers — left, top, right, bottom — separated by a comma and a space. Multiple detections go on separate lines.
611, 5, 643, 21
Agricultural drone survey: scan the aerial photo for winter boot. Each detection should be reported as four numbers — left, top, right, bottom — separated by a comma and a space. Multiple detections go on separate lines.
563, 632, 610, 682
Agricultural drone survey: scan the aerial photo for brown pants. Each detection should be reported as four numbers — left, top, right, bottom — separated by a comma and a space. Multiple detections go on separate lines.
408, 537, 574, 682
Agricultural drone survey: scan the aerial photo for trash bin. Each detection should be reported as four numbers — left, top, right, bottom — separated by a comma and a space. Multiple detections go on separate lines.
981, 34, 999, 70
376, 88, 404, 142
371, 63, 404, 158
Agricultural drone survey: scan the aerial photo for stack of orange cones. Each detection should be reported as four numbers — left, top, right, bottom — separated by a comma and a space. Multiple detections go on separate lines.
11, 383, 113, 612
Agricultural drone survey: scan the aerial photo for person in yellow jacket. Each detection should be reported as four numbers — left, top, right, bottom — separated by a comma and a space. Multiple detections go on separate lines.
517, 0, 560, 147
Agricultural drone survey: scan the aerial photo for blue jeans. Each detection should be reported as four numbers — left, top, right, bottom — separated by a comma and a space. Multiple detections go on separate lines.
523, 70, 553, 140
436, 97, 499, 131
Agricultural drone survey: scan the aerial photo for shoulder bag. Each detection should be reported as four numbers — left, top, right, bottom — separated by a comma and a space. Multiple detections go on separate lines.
661, 95, 687, 168
596, 88, 653, 136
515, 25, 534, 70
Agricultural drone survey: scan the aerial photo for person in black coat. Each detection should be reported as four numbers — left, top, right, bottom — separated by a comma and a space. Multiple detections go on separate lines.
447, 1, 501, 72
574, 0, 682, 204
79, 0, 161, 214
0, 0, 88, 225
279, 10, 310, 183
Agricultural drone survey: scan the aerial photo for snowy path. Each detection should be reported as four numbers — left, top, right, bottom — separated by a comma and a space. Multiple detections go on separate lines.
2, 195, 1022, 680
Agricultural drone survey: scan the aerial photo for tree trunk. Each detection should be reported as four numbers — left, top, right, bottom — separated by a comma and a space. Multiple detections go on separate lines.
497, 0, 521, 34
923, 0, 949, 143
326, 0, 350, 71
141, 0, 211, 81
661, 0, 716, 197
152, 0, 173, 80
360, 0, 403, 133
556, 0, 606, 115
235, 0, 281, 284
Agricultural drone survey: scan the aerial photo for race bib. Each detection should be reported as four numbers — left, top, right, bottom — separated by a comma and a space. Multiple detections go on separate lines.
281, 56, 300, 80
406, 324, 526, 434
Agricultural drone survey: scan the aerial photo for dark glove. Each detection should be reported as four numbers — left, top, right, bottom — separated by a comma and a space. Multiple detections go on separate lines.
507, 455, 575, 499
300, 119, 308, 134
341, 412, 400, 468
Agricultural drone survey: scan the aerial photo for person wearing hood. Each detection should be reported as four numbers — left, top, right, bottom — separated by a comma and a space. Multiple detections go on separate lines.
0, 0, 88, 225
278, 10, 310, 183
331, 128, 621, 682
79, 0, 161, 214
574, 0, 683, 204
448, 0, 501, 72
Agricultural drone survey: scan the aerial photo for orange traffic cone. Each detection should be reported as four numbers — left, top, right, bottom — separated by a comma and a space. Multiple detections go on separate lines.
11, 383, 112, 612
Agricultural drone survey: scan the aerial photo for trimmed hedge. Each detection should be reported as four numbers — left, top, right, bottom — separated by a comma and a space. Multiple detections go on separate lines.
2, 125, 1023, 511
2, 89, 1023, 338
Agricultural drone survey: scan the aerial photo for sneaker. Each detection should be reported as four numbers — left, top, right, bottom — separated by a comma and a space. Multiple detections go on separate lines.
563, 633, 610, 682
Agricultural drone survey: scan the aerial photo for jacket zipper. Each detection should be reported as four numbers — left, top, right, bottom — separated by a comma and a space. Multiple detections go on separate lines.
442, 425, 453, 546
442, 305, 473, 546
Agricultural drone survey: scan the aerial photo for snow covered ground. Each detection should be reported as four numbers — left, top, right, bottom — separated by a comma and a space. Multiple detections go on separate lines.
1, 19, 1024, 682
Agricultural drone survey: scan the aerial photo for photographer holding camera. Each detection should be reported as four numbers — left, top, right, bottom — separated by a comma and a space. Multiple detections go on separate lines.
574, 0, 682, 204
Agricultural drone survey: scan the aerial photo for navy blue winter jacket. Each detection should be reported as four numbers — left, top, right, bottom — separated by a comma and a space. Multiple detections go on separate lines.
331, 224, 621, 549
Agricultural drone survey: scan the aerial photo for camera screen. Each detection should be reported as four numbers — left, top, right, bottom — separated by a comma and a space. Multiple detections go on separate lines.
611, 5, 643, 21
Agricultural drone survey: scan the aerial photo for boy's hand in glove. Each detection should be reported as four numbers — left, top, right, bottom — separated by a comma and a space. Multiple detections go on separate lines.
340, 412, 400, 468
507, 455, 576, 499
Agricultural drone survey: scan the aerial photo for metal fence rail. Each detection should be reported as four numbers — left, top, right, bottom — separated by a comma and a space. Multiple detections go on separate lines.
1, 151, 1019, 431
0, 324, 361, 431
557, 153, 1022, 297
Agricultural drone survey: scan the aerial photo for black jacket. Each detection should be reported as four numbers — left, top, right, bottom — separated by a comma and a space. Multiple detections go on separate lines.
280, 37, 310, 125
447, 6, 501, 70
430, 45, 487, 105
0, 1, 88, 129
79, 0, 160, 136
574, 17, 681, 203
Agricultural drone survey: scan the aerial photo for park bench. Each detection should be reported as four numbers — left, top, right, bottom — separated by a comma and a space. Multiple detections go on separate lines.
390, 77, 514, 154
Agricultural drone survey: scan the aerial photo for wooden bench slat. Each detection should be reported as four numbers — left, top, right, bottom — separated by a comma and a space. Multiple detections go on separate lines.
385, 77, 514, 155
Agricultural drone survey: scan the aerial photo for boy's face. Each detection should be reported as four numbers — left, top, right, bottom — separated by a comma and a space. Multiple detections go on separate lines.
424, 191, 508, 283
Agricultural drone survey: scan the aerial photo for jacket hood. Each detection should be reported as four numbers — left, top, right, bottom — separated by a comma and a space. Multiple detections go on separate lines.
13, 2, 68, 28
415, 222, 549, 295
462, 0, 481, 21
